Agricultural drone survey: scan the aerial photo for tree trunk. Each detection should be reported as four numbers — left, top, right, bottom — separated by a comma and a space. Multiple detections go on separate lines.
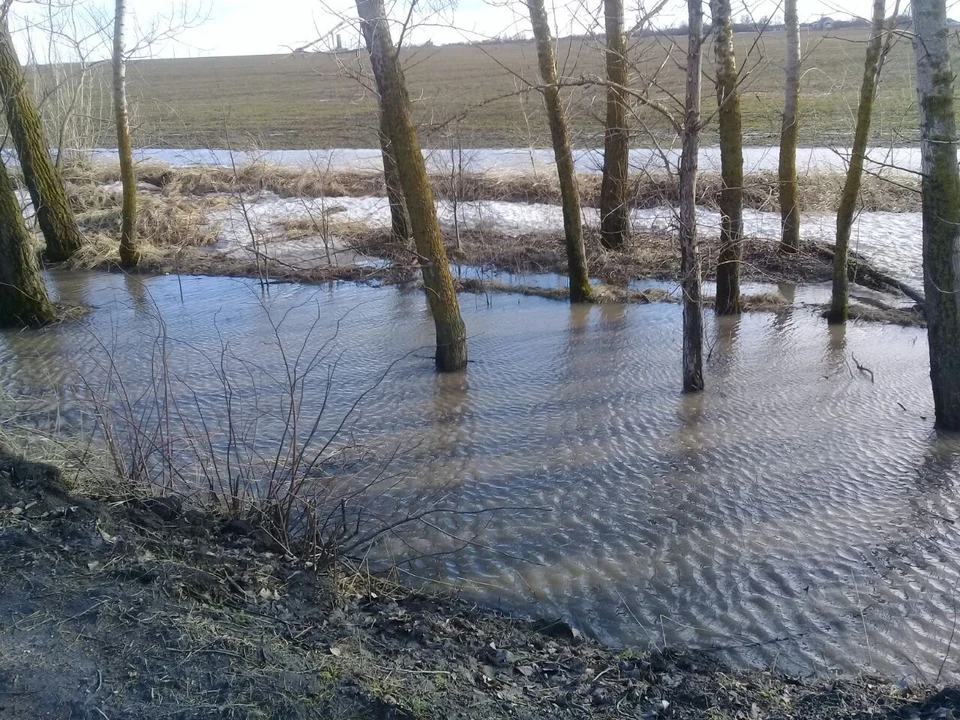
360, 19, 410, 246
0, 20, 83, 263
526, 0, 592, 302
680, 0, 705, 391
114, 0, 139, 267
778, 0, 801, 253
356, 0, 467, 371
913, 0, 960, 430
599, 0, 630, 250
378, 117, 410, 245
710, 0, 743, 315
0, 158, 54, 327
828, 0, 885, 324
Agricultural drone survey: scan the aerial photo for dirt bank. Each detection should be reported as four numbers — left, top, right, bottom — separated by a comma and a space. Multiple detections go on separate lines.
1, 448, 957, 719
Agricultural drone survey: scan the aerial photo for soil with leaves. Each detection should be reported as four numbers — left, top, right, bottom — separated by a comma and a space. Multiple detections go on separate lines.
1, 449, 957, 720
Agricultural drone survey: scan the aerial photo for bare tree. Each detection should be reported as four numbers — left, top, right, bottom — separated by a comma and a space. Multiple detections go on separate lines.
778, 0, 800, 253
526, 0, 592, 302
599, 0, 629, 250
356, 0, 467, 371
0, 157, 54, 327
829, 0, 887, 324
679, 0, 704, 390
710, 0, 743, 315
912, 0, 960, 429
0, 17, 83, 262
21, 3, 111, 165
113, 0, 138, 266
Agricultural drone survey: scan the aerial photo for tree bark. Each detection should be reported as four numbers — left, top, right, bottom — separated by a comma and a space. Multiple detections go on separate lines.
710, 0, 743, 315
526, 0, 592, 302
828, 0, 885, 324
0, 20, 83, 263
599, 0, 630, 250
378, 117, 410, 245
778, 0, 801, 253
114, 0, 139, 267
0, 158, 54, 327
912, 0, 960, 430
360, 19, 411, 247
680, 0, 705, 391
356, 0, 467, 371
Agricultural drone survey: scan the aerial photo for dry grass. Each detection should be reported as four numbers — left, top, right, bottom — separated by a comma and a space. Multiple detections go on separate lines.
453, 276, 673, 304
740, 291, 791, 312
62, 176, 223, 269
77, 160, 922, 213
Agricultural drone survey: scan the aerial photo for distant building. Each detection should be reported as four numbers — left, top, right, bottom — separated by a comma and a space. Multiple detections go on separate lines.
811, 16, 835, 30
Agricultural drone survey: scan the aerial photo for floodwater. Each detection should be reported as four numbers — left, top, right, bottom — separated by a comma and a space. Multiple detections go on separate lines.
2, 271, 959, 682
88, 145, 922, 176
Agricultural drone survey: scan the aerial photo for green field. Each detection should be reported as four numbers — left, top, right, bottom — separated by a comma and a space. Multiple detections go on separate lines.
119, 28, 922, 150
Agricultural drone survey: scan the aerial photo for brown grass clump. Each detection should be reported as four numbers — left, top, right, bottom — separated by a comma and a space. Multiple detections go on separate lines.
64, 180, 222, 269
428, 227, 831, 286
66, 160, 922, 213
740, 291, 791, 312
453, 277, 673, 304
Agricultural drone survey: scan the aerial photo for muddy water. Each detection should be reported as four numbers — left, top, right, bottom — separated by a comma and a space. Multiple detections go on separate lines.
3, 271, 959, 681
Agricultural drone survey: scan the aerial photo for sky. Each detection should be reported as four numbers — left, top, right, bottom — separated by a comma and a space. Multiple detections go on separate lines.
11, 0, 907, 61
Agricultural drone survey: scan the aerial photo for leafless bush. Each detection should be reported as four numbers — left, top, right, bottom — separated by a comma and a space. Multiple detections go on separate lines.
72, 291, 492, 566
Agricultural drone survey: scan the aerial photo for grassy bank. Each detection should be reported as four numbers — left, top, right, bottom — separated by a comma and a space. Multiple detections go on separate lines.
1, 447, 957, 719
46, 28, 930, 150
78, 161, 923, 214
55, 160, 924, 324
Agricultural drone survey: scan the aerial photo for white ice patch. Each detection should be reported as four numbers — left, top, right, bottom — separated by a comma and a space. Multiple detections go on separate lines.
83, 145, 923, 177
198, 190, 923, 287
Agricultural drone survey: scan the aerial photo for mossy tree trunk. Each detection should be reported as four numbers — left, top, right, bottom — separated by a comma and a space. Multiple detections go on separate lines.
114, 0, 139, 266
912, 0, 960, 430
360, 19, 411, 246
356, 0, 467, 371
778, 0, 801, 253
679, 0, 705, 391
828, 0, 886, 324
526, 0, 592, 302
0, 158, 54, 327
378, 119, 410, 245
0, 20, 83, 263
599, 0, 630, 251
710, 0, 743, 315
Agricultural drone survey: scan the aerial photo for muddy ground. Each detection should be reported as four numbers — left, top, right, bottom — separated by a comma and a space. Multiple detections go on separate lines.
1, 449, 957, 719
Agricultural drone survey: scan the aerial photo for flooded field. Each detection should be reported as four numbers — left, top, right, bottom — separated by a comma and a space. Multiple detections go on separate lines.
2, 271, 958, 681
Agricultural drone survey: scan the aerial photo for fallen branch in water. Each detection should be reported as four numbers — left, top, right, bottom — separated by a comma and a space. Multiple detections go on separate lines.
815, 243, 925, 311
851, 354, 875, 383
